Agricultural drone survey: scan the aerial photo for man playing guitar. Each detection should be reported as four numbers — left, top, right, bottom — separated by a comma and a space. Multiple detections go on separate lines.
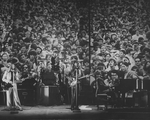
69, 55, 83, 110
2, 58, 23, 111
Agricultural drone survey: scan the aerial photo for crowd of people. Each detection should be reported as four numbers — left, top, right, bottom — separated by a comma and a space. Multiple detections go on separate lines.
0, 0, 150, 109
90, 0, 150, 81
90, 0, 150, 108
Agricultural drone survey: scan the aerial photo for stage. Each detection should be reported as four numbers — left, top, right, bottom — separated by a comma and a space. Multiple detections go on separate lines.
0, 105, 150, 120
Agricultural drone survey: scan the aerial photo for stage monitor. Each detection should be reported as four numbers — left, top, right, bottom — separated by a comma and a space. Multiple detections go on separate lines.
117, 79, 137, 93
143, 80, 150, 91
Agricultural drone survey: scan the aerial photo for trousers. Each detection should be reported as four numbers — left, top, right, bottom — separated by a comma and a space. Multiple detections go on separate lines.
6, 83, 21, 109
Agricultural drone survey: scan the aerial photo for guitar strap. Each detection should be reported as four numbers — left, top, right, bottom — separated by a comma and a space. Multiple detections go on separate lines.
10, 71, 13, 82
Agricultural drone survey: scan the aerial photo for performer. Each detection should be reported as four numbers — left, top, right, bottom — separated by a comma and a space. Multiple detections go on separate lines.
56, 55, 72, 104
20, 64, 37, 89
2, 58, 22, 111
95, 69, 119, 107
1, 52, 9, 73
69, 56, 82, 110
107, 70, 120, 106
41, 61, 57, 85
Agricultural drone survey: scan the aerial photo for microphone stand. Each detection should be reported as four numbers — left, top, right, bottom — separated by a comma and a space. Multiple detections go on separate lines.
72, 65, 81, 112
10, 68, 19, 114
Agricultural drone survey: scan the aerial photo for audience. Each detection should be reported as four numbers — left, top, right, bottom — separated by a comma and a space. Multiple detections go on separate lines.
0, 0, 150, 105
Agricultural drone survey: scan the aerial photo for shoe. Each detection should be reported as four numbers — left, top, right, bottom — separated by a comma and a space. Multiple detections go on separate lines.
15, 106, 23, 111
19, 108, 23, 111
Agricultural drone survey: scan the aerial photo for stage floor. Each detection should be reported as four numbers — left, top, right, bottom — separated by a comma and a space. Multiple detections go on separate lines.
0, 105, 150, 120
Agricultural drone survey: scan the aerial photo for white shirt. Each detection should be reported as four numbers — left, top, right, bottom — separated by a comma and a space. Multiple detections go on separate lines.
2, 70, 20, 84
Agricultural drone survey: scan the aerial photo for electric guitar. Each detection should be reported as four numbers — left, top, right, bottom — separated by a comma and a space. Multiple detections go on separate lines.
1, 81, 13, 90
68, 74, 93, 87
1, 77, 29, 90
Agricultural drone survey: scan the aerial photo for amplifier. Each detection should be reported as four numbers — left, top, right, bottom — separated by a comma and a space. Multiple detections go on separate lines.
133, 90, 150, 108
142, 80, 150, 91
0, 90, 6, 105
40, 86, 61, 106
18, 89, 36, 106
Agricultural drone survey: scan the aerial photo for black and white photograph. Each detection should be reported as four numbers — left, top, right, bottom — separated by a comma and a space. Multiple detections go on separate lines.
0, 0, 150, 120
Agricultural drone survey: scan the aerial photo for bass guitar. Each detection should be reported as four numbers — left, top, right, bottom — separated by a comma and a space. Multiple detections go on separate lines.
1, 77, 27, 90
68, 74, 93, 87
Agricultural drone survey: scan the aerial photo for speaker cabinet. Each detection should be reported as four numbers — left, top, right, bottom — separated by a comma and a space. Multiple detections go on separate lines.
18, 89, 36, 106
0, 91, 6, 105
40, 86, 61, 106
143, 80, 150, 91
133, 90, 150, 108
